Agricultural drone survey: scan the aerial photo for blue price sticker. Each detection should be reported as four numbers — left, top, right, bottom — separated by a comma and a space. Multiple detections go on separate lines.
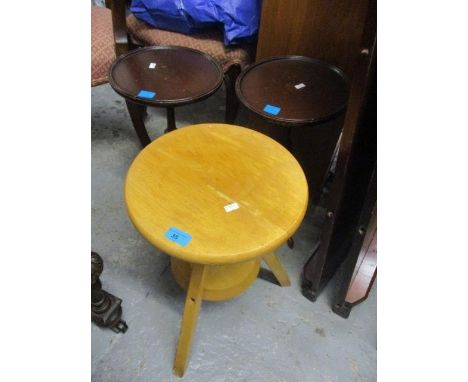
263, 104, 281, 116
164, 227, 192, 247
137, 90, 156, 99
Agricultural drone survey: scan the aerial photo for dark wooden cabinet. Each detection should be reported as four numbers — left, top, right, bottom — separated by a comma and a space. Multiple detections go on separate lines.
301, 0, 376, 310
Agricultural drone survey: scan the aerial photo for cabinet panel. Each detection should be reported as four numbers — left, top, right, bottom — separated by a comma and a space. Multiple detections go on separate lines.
256, 0, 369, 77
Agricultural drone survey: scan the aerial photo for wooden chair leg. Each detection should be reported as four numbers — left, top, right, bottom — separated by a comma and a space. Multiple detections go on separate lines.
173, 264, 207, 377
262, 252, 291, 287
165, 106, 176, 133
224, 65, 241, 124
125, 100, 151, 148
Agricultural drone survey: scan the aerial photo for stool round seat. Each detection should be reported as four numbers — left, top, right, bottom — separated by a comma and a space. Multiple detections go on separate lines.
125, 123, 308, 265
235, 55, 349, 125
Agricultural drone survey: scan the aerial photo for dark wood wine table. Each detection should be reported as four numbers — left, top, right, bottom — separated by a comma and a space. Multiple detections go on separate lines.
235, 56, 349, 202
109, 46, 223, 147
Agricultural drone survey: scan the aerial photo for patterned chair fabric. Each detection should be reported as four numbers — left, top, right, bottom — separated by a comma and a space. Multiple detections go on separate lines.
91, 6, 116, 86
127, 15, 254, 73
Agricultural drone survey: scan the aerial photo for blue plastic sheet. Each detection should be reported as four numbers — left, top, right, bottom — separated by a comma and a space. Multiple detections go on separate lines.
130, 0, 261, 45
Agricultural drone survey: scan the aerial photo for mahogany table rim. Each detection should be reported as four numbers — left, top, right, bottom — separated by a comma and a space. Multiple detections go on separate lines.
108, 45, 224, 107
235, 55, 350, 126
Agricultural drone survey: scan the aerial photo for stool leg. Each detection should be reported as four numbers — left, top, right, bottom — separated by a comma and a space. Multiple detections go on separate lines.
173, 264, 206, 377
262, 252, 291, 287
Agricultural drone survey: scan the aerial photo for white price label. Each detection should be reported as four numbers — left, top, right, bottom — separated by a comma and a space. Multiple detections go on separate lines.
224, 202, 240, 213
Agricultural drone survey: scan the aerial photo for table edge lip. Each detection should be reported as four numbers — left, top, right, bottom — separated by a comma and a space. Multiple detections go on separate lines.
123, 123, 310, 264
235, 55, 350, 125
108, 45, 224, 107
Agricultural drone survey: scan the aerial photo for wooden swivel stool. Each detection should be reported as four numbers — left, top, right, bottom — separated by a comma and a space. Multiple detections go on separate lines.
124, 124, 308, 376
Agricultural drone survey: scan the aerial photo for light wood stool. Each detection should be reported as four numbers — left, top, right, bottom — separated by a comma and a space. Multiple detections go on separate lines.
125, 123, 308, 376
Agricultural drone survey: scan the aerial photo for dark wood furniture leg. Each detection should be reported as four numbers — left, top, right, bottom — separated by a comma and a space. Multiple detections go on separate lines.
125, 100, 151, 147
333, 169, 377, 318
224, 65, 241, 124
91, 252, 128, 333
166, 106, 176, 133
106, 0, 129, 57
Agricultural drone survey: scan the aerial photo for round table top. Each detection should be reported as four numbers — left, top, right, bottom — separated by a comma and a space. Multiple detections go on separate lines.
125, 123, 309, 265
109, 46, 223, 107
236, 56, 349, 125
